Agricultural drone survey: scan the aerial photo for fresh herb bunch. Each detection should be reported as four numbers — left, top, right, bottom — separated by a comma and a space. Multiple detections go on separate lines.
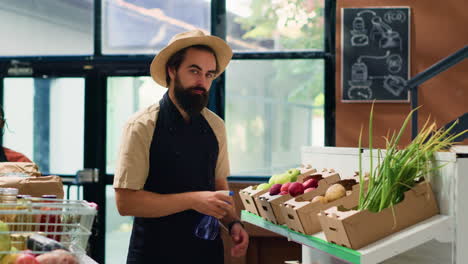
358, 105, 467, 213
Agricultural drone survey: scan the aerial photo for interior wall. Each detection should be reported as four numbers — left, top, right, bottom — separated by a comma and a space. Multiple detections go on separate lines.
335, 0, 468, 148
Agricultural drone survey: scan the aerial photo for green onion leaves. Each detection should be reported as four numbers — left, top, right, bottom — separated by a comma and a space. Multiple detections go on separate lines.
357, 106, 467, 213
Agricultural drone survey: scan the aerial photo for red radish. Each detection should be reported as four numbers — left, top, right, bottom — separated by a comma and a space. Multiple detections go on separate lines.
279, 191, 288, 195
304, 187, 315, 193
288, 182, 304, 197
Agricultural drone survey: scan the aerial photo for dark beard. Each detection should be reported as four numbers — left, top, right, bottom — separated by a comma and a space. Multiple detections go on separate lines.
173, 76, 209, 116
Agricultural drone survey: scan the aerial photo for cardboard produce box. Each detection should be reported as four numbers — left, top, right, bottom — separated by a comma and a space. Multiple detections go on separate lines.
0, 175, 64, 199
239, 166, 316, 216
296, 164, 317, 181
0, 162, 41, 177
317, 181, 439, 249
282, 178, 361, 235
239, 185, 269, 216
256, 169, 338, 225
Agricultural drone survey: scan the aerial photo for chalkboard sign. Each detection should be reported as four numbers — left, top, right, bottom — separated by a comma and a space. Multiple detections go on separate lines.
341, 7, 410, 102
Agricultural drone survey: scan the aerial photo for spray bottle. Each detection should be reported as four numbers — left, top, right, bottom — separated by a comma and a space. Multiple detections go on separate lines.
194, 190, 233, 240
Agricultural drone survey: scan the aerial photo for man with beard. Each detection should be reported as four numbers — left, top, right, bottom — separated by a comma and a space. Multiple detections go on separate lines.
113, 30, 249, 263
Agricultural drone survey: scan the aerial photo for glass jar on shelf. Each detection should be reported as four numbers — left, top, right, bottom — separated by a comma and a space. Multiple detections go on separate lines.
0, 187, 18, 224
15, 194, 33, 232
38, 195, 62, 241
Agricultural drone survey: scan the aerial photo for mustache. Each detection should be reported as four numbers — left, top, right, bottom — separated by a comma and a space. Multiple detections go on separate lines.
189, 86, 207, 94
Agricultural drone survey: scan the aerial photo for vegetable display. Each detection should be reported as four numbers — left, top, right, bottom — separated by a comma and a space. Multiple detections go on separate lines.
358, 104, 467, 213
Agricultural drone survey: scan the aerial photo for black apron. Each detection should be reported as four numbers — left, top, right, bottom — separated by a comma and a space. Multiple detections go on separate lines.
127, 93, 224, 264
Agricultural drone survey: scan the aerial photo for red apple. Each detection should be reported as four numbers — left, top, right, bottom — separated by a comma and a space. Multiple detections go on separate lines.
280, 182, 292, 193
269, 184, 282, 195
15, 253, 39, 264
303, 174, 323, 182
304, 187, 316, 193
288, 182, 304, 197
302, 178, 319, 189
279, 191, 288, 195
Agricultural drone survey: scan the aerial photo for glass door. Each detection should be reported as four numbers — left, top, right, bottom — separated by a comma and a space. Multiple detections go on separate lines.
105, 76, 165, 263
2, 77, 85, 175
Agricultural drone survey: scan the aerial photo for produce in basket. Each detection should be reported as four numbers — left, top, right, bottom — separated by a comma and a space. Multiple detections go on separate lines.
311, 195, 328, 204
256, 183, 271, 191
1, 253, 18, 264
302, 178, 319, 190
269, 184, 282, 195
336, 179, 357, 191
280, 183, 291, 193
0, 221, 11, 260
27, 234, 67, 252
288, 182, 304, 197
14, 252, 38, 264
35, 249, 78, 264
302, 174, 323, 183
269, 168, 302, 185
37, 196, 62, 241
324, 184, 346, 202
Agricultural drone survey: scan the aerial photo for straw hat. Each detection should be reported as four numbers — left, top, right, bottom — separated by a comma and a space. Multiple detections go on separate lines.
150, 30, 233, 87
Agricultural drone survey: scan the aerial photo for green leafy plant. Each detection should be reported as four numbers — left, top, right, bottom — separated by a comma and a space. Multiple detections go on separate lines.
358, 105, 467, 213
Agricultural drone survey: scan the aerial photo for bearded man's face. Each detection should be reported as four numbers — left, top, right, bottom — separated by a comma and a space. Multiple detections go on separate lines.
173, 73, 209, 115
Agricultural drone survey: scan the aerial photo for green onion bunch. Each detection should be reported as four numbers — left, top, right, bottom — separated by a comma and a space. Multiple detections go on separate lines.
358, 105, 467, 213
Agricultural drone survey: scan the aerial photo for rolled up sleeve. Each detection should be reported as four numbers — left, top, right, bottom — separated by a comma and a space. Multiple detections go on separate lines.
113, 105, 158, 190
203, 109, 230, 179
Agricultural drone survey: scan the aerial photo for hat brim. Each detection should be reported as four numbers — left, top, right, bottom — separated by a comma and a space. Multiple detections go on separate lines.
150, 35, 233, 87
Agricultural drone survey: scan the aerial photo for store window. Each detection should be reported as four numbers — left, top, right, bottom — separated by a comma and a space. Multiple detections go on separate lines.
106, 76, 166, 174
225, 0, 326, 176
102, 0, 211, 55
227, 0, 325, 51
0, 0, 93, 56
105, 76, 165, 263
226, 60, 325, 176
106, 185, 133, 264
2, 77, 85, 175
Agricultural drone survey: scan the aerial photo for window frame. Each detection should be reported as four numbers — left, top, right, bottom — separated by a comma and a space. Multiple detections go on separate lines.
0, 0, 336, 262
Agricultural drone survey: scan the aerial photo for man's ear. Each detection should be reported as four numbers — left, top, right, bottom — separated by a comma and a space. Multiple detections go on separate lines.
168, 67, 176, 82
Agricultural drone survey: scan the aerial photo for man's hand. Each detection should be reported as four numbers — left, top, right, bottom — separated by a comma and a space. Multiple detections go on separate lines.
230, 223, 249, 257
191, 191, 233, 219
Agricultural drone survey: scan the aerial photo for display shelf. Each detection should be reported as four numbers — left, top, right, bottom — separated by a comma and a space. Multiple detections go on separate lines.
241, 210, 452, 264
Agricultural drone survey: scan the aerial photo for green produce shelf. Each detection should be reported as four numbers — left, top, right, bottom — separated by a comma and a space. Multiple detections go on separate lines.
241, 210, 451, 264
241, 210, 361, 263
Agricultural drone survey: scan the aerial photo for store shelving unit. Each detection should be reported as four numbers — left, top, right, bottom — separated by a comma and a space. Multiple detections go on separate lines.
241, 146, 468, 264
242, 211, 451, 264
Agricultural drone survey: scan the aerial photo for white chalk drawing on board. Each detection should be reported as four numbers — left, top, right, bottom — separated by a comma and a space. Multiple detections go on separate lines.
350, 10, 375, 46
348, 51, 391, 100
350, 10, 402, 50
383, 75, 406, 96
386, 54, 403, 73
368, 75, 407, 97
348, 86, 373, 100
370, 16, 402, 50
384, 10, 407, 24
